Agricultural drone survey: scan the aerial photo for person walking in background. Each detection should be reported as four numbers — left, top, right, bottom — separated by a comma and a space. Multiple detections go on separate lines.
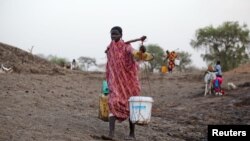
166, 50, 177, 73
71, 59, 77, 70
102, 26, 147, 140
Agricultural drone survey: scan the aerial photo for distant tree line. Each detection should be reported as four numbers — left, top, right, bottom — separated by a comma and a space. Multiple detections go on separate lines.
191, 21, 250, 71
36, 54, 97, 71
35, 21, 250, 73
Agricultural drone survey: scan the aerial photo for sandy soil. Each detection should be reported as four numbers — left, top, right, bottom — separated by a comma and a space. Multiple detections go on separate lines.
1, 42, 250, 141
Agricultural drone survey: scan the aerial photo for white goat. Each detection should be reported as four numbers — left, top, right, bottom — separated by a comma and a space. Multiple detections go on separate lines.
204, 71, 216, 96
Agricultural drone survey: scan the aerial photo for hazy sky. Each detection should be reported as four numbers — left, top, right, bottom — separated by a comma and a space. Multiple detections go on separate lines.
0, 0, 250, 68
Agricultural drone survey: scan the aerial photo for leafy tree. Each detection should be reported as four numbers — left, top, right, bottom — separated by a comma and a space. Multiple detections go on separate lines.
176, 51, 192, 72
47, 55, 68, 67
191, 21, 250, 71
78, 56, 97, 71
145, 44, 164, 72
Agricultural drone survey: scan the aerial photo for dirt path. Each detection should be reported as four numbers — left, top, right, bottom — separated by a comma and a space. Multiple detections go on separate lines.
1, 72, 250, 141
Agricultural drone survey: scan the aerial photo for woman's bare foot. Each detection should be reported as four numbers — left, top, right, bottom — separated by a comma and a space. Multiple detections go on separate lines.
101, 135, 113, 140
124, 135, 136, 140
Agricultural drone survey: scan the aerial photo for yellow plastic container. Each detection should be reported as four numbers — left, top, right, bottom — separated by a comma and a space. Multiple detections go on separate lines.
161, 65, 168, 73
132, 51, 154, 61
98, 94, 109, 122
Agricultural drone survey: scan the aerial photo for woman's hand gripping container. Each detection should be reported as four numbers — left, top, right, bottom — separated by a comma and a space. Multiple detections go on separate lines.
98, 80, 109, 122
129, 96, 154, 125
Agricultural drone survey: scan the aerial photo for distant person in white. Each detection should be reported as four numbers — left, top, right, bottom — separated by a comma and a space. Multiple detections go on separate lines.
71, 59, 77, 70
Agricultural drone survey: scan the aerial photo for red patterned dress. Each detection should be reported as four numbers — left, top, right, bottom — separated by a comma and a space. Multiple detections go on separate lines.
106, 40, 141, 121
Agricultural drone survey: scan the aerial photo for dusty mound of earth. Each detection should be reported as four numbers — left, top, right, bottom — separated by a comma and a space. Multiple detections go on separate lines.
0, 42, 249, 141
0, 42, 70, 74
224, 62, 250, 75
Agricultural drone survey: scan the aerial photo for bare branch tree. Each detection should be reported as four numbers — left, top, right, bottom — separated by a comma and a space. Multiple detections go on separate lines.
78, 56, 97, 71
28, 46, 34, 54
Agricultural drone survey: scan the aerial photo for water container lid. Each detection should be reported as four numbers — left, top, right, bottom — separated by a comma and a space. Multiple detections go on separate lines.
128, 96, 154, 102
